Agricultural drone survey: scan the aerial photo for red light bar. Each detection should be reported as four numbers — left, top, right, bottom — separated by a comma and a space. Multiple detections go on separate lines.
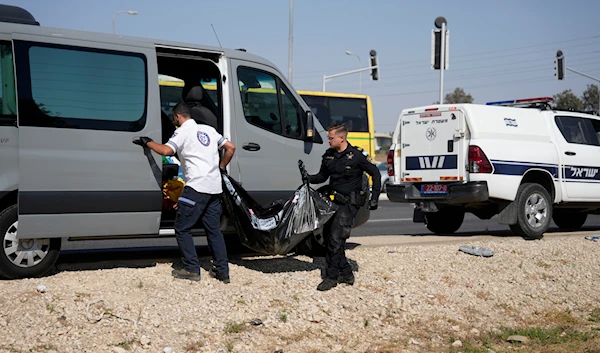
425, 108, 438, 111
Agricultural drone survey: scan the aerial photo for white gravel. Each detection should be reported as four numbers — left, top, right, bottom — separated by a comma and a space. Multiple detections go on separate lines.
1, 235, 599, 352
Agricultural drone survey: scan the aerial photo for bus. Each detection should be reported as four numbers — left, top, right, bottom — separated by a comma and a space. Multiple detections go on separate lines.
158, 77, 375, 157
298, 91, 375, 157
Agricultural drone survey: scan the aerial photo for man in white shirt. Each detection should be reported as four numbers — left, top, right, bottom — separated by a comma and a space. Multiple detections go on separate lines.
138, 102, 236, 282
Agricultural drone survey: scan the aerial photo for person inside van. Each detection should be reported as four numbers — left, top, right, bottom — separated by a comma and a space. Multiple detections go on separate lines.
136, 102, 236, 283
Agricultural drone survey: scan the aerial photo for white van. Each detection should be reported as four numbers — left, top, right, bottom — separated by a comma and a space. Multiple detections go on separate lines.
386, 97, 600, 239
0, 5, 371, 279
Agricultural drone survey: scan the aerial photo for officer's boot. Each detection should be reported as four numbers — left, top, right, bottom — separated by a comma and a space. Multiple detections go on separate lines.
317, 278, 337, 291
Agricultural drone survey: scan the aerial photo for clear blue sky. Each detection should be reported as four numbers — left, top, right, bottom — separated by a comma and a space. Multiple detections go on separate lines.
9, 0, 600, 134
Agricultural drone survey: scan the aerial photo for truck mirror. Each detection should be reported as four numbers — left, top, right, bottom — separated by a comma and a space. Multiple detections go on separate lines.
305, 111, 315, 141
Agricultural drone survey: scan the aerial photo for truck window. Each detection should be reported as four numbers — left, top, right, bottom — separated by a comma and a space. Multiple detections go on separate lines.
555, 116, 598, 146
15, 42, 147, 132
237, 67, 303, 139
0, 42, 16, 126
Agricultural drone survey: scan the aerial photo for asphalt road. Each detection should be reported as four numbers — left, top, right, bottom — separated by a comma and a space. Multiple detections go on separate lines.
60, 198, 600, 257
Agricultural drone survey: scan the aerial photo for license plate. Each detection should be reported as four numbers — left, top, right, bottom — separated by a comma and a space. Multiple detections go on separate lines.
420, 184, 448, 194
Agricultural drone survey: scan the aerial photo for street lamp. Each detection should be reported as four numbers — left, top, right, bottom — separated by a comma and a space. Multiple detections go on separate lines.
345, 50, 362, 93
112, 10, 138, 34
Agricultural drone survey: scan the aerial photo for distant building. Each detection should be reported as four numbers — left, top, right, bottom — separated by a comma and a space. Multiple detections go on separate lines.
375, 132, 392, 153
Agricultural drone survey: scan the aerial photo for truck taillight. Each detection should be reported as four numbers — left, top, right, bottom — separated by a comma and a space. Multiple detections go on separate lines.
387, 150, 394, 176
468, 145, 492, 173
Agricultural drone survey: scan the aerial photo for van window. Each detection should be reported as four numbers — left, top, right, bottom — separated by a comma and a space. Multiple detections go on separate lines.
237, 67, 304, 139
0, 42, 16, 126
15, 41, 147, 131
555, 116, 599, 146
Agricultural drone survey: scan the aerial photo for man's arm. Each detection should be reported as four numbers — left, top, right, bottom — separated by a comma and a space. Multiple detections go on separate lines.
147, 141, 176, 156
219, 140, 236, 169
308, 160, 330, 184
357, 153, 381, 207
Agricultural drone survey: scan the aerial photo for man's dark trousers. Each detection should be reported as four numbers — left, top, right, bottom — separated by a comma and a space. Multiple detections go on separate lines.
175, 186, 229, 276
324, 203, 358, 279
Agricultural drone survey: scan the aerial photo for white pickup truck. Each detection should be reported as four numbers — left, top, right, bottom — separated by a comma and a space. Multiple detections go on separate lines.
386, 97, 600, 239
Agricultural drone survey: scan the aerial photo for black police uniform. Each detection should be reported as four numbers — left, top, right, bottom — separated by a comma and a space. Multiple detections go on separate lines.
308, 143, 381, 283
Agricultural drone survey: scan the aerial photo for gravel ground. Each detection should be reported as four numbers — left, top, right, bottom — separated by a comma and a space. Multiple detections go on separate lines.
1, 235, 599, 353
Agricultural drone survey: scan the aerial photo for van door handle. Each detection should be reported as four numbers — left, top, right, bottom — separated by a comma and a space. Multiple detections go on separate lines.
565, 151, 576, 156
242, 142, 261, 151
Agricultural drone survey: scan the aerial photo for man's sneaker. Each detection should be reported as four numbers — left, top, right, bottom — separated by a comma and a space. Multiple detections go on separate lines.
338, 274, 355, 285
171, 268, 200, 281
209, 268, 230, 284
317, 278, 337, 291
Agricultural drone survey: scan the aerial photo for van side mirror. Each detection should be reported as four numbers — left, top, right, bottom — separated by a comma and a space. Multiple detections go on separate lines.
305, 111, 314, 141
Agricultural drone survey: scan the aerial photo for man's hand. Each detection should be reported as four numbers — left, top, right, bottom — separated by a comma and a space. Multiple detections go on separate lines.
369, 199, 378, 211
133, 136, 153, 147
220, 167, 228, 175
301, 168, 310, 185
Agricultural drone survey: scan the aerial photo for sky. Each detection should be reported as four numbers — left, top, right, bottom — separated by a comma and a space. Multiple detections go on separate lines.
8, 0, 600, 134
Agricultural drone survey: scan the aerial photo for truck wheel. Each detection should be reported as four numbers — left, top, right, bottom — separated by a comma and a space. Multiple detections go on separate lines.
424, 207, 465, 234
509, 183, 552, 240
0, 205, 61, 279
552, 211, 587, 230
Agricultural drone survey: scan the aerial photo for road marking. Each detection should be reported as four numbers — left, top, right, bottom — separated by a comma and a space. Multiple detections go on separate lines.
368, 218, 412, 223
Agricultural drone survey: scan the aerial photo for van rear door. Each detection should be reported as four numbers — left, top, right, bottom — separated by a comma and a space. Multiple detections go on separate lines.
400, 109, 466, 189
14, 33, 163, 238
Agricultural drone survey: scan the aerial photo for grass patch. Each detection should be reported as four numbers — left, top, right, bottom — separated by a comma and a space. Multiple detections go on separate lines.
184, 339, 205, 352
115, 339, 136, 350
137, 280, 143, 288
45, 302, 55, 313
223, 321, 245, 334
277, 312, 288, 322
590, 308, 600, 323
364, 318, 369, 328
224, 340, 234, 352
536, 260, 552, 269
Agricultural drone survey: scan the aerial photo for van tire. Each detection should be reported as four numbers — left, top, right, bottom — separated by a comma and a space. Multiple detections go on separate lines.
509, 183, 552, 240
424, 207, 465, 234
0, 205, 61, 279
552, 211, 587, 230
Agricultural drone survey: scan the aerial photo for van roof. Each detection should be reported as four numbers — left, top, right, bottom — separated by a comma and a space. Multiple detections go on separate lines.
0, 5, 277, 70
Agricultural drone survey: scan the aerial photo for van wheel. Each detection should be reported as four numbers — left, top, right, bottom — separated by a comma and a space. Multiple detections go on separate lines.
424, 207, 465, 234
552, 211, 587, 230
0, 205, 61, 279
294, 234, 326, 257
509, 183, 552, 240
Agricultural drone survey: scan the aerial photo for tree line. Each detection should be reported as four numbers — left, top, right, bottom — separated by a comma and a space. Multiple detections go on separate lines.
436, 85, 599, 114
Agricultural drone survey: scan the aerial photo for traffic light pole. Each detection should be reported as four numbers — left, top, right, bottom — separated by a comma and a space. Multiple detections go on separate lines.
439, 21, 446, 104
566, 68, 600, 114
322, 65, 378, 92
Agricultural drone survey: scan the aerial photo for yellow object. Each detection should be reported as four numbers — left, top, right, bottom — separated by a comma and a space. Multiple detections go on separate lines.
163, 178, 185, 201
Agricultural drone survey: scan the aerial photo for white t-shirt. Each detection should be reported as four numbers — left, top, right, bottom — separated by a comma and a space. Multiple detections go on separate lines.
166, 119, 228, 194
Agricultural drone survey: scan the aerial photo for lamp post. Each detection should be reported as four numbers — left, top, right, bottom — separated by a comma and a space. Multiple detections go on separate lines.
112, 10, 138, 34
345, 50, 362, 93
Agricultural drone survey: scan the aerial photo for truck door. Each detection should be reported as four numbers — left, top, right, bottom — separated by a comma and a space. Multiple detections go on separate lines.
400, 109, 466, 186
554, 115, 600, 200
14, 35, 163, 238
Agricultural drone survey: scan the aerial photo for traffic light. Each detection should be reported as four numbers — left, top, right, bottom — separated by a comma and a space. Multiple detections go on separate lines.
431, 29, 449, 70
555, 50, 565, 80
370, 50, 378, 81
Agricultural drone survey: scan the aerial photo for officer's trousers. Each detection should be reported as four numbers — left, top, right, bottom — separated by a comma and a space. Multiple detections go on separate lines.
324, 203, 358, 279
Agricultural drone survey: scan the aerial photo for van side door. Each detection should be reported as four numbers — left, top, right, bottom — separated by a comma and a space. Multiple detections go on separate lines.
13, 34, 163, 238
228, 60, 324, 204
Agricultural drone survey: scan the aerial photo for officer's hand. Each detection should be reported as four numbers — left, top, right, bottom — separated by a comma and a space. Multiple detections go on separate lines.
369, 199, 378, 211
301, 169, 310, 185
133, 136, 153, 147
220, 167, 228, 175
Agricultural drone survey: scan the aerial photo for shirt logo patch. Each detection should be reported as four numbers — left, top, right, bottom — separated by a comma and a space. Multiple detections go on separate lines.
197, 131, 211, 146
171, 132, 178, 138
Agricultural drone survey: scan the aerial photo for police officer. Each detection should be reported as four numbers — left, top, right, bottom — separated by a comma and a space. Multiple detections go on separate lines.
137, 102, 236, 283
303, 123, 380, 291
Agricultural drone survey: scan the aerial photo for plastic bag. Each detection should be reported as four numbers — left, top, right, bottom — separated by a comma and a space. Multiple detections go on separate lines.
221, 172, 337, 255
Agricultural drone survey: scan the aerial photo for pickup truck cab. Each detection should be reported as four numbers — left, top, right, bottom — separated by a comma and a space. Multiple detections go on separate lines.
386, 97, 600, 239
